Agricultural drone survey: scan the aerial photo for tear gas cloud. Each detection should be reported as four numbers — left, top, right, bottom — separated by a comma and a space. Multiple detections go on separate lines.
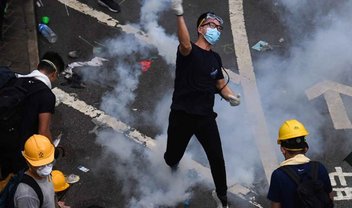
96, 129, 204, 207
256, 0, 352, 156
140, 0, 178, 65
81, 0, 352, 206
91, 0, 206, 206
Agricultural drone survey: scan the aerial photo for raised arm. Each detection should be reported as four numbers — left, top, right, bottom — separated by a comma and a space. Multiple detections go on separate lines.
171, 0, 192, 56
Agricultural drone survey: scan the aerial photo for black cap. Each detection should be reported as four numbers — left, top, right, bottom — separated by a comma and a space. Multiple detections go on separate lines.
281, 136, 309, 151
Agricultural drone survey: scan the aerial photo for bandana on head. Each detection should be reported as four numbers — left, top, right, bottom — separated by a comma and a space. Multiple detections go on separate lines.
41, 59, 57, 72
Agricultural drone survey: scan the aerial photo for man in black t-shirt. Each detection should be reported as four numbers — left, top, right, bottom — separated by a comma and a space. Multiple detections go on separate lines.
165, 1, 241, 208
1, 51, 64, 178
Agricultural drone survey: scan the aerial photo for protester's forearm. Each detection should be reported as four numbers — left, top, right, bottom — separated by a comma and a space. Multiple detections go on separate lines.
177, 16, 191, 54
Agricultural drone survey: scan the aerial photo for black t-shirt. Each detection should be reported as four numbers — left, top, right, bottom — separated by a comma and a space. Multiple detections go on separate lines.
171, 42, 224, 116
19, 78, 55, 147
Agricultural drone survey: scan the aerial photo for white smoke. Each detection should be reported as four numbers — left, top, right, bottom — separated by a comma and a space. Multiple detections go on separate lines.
140, 0, 178, 65
95, 130, 204, 207
85, 0, 352, 206
90, 0, 206, 207
256, 0, 352, 157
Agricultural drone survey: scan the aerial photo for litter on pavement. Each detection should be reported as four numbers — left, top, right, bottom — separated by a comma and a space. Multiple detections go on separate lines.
139, 59, 152, 72
58, 201, 71, 208
251, 40, 273, 51
66, 174, 80, 184
68, 50, 79, 59
53, 132, 62, 147
63, 56, 108, 79
61, 56, 107, 88
78, 165, 90, 173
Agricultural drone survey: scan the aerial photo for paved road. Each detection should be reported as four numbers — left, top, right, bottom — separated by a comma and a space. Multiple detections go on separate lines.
35, 0, 352, 207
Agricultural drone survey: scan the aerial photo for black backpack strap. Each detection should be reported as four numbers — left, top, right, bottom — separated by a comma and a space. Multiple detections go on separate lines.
21, 174, 43, 208
309, 161, 319, 180
280, 165, 301, 185
0, 66, 16, 88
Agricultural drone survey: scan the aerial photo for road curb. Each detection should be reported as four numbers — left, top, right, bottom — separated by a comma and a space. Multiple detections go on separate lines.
24, 0, 38, 72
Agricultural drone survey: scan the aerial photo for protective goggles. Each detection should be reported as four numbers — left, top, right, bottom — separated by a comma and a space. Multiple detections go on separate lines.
198, 12, 224, 28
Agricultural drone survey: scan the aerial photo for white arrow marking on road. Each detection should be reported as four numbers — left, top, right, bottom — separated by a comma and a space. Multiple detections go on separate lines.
228, 0, 278, 184
306, 80, 352, 129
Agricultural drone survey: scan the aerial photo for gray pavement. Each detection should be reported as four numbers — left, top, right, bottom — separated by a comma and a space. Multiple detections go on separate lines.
0, 0, 38, 74
2, 0, 352, 208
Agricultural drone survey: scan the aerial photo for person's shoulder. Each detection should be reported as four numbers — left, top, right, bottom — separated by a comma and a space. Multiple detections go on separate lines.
14, 179, 40, 207
15, 181, 37, 196
271, 167, 286, 180
310, 161, 328, 169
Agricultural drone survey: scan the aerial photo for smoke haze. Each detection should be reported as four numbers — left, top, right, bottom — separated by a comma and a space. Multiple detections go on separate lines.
76, 0, 352, 206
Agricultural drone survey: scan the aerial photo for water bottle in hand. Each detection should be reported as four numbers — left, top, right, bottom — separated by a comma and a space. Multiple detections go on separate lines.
38, 23, 57, 43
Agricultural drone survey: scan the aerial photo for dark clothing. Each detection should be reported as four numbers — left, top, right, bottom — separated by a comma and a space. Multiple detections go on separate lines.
0, 0, 6, 40
165, 43, 227, 197
267, 162, 333, 208
171, 43, 224, 116
0, 78, 54, 177
19, 79, 55, 148
164, 110, 227, 196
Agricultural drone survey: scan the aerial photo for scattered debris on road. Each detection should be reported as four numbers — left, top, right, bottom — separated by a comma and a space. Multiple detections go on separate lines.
77, 165, 90, 173
252, 40, 273, 52
66, 174, 80, 184
139, 59, 152, 72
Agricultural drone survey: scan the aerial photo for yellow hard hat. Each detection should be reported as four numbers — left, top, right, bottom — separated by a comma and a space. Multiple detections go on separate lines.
22, 134, 55, 167
52, 170, 70, 192
278, 119, 309, 144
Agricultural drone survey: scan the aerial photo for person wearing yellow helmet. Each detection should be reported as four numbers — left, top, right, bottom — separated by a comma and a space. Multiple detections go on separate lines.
52, 170, 72, 208
277, 119, 309, 152
52, 170, 69, 193
13, 134, 57, 208
0, 51, 64, 179
267, 119, 333, 208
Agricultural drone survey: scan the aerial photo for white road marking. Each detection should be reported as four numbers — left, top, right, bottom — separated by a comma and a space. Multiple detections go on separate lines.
333, 188, 352, 201
306, 80, 352, 129
330, 167, 352, 200
228, 0, 278, 184
57, 0, 119, 26
53, 87, 156, 148
224, 68, 241, 84
57, 0, 153, 44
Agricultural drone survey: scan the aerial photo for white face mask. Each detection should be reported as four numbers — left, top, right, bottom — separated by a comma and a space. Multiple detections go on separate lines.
36, 164, 53, 177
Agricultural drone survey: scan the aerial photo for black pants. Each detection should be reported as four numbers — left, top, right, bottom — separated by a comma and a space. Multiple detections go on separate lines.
164, 110, 228, 196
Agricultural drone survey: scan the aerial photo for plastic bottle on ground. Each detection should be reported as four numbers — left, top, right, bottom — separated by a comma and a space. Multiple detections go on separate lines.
183, 198, 190, 208
38, 23, 57, 43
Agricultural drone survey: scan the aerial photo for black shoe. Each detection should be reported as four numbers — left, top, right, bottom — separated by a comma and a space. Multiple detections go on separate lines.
97, 0, 121, 13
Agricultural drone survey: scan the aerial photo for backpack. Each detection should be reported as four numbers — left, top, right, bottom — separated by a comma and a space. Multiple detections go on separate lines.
0, 169, 43, 208
0, 66, 47, 148
280, 161, 334, 208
